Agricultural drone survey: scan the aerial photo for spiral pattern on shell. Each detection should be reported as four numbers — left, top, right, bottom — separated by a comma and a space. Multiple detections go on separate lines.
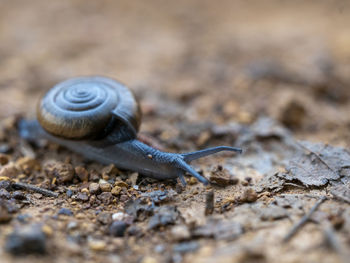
37, 76, 141, 139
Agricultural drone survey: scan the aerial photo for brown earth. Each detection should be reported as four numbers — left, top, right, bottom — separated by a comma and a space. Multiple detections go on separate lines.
0, 1, 349, 263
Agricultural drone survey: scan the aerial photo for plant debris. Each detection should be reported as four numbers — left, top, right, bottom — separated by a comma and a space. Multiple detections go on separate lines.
285, 142, 350, 186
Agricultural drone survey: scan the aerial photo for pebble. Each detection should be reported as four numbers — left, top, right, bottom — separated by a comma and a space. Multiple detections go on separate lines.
112, 212, 128, 221
109, 221, 128, 237
67, 221, 78, 231
16, 157, 40, 174
154, 244, 165, 254
114, 181, 129, 188
75, 166, 89, 182
209, 165, 238, 186
173, 241, 199, 254
41, 225, 53, 236
0, 180, 12, 191
102, 164, 120, 178
111, 186, 122, 196
171, 225, 191, 241
0, 163, 19, 178
44, 161, 74, 184
66, 189, 73, 198
5, 224, 47, 255
97, 212, 112, 225
239, 188, 258, 203
12, 191, 26, 200
188, 177, 198, 185
0, 153, 9, 165
0, 144, 12, 154
0, 188, 11, 199
76, 192, 89, 202
97, 192, 113, 205
58, 208, 73, 216
100, 182, 112, 192
89, 182, 100, 194
16, 214, 31, 223
88, 239, 107, 252
0, 204, 12, 223
127, 225, 143, 237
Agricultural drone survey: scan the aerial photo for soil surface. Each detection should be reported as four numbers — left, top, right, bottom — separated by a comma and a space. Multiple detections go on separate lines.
0, 1, 350, 263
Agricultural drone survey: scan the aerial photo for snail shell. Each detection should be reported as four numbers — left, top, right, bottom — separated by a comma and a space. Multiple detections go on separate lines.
37, 76, 141, 139
20, 76, 242, 185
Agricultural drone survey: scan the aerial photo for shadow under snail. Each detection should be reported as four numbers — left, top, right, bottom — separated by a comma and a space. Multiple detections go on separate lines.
19, 76, 242, 185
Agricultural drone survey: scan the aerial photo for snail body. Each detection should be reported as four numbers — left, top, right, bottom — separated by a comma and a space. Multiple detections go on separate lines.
19, 76, 242, 184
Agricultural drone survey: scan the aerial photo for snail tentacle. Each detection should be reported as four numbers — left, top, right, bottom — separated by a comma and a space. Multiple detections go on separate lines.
181, 146, 242, 162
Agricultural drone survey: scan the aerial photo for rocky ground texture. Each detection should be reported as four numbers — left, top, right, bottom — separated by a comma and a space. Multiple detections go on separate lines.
0, 1, 350, 263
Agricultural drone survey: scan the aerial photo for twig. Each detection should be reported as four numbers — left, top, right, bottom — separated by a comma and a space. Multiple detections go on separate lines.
283, 196, 327, 243
12, 182, 59, 198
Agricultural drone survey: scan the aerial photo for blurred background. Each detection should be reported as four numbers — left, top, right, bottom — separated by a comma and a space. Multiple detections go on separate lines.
0, 0, 349, 146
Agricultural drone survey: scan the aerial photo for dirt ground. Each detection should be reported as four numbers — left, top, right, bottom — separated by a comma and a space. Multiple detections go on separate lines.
0, 1, 350, 263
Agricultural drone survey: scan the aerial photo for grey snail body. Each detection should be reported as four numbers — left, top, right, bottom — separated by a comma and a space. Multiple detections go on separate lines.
19, 76, 242, 185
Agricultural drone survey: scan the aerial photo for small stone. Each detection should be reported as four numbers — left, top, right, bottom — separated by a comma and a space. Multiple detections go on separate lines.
5, 224, 47, 255
258, 204, 288, 221
239, 188, 258, 203
0, 180, 12, 191
33, 193, 43, 199
89, 169, 100, 181
44, 161, 74, 184
127, 225, 143, 237
171, 225, 190, 241
0, 144, 12, 154
0, 153, 9, 165
112, 212, 127, 221
88, 239, 107, 252
173, 241, 199, 254
81, 188, 89, 194
114, 181, 129, 188
111, 186, 122, 196
148, 206, 179, 229
89, 182, 100, 194
16, 157, 40, 174
76, 192, 89, 202
100, 182, 112, 192
41, 225, 53, 236
0, 163, 19, 178
109, 221, 128, 237
75, 213, 86, 219
0, 188, 10, 199
12, 191, 26, 200
75, 166, 89, 182
67, 221, 78, 231
120, 194, 128, 202
209, 165, 238, 186
0, 204, 12, 223
97, 212, 112, 225
66, 189, 73, 198
58, 208, 73, 216
102, 164, 120, 178
97, 192, 113, 205
16, 214, 31, 223
188, 177, 198, 185
154, 244, 165, 254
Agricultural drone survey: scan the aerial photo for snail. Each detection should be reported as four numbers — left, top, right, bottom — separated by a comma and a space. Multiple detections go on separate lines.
19, 76, 242, 185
